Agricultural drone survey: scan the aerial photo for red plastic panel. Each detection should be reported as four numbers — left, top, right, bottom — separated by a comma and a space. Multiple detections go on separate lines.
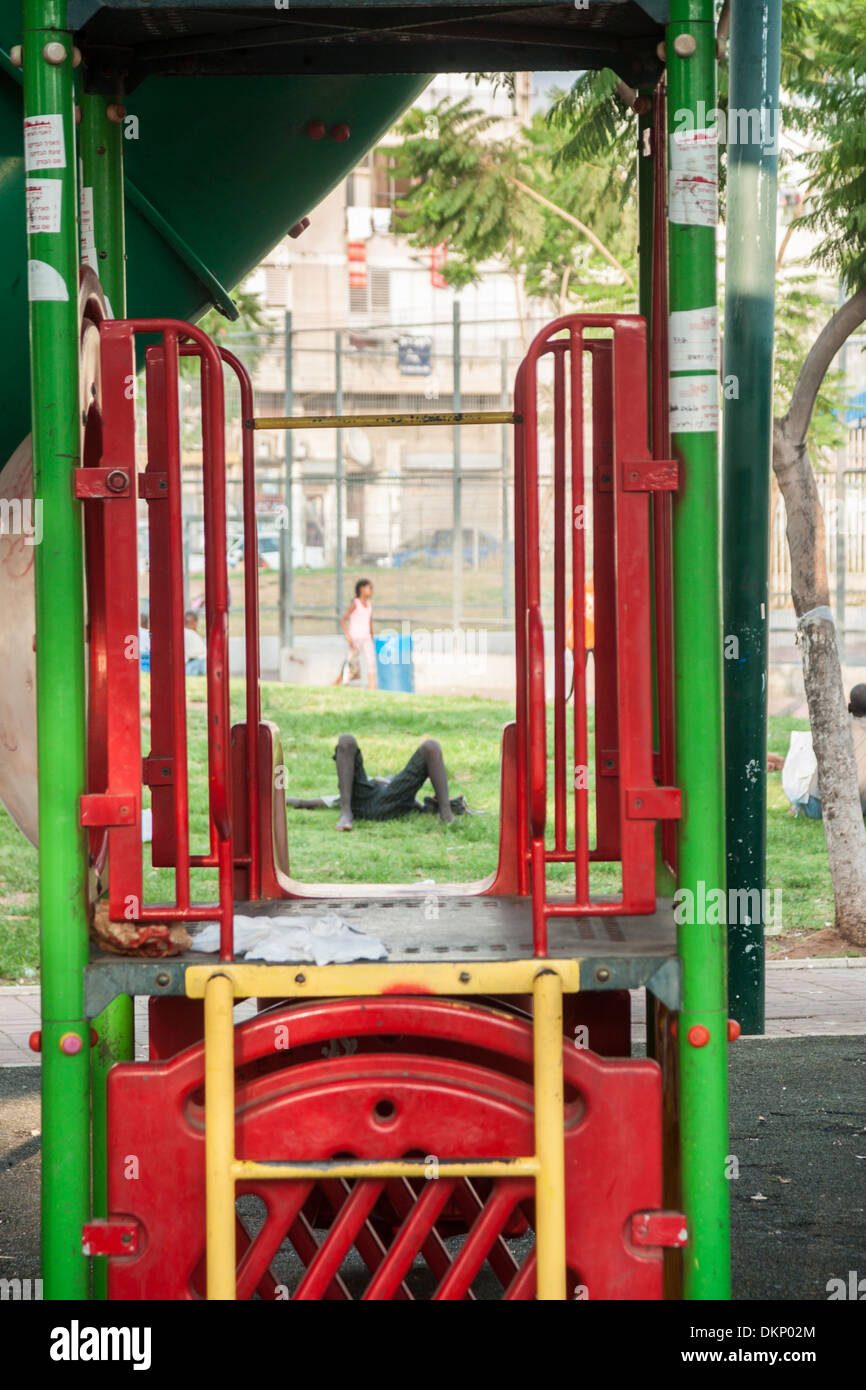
105, 998, 664, 1301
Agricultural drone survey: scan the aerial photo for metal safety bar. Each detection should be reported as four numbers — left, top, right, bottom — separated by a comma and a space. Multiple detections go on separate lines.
180, 343, 262, 901
201, 965, 566, 1300
513, 315, 681, 956
250, 410, 519, 430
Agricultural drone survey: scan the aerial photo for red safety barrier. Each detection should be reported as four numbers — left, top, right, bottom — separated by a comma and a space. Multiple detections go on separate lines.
80, 319, 242, 959
513, 315, 681, 955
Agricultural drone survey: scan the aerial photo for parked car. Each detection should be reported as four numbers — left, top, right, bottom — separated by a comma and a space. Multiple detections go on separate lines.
190, 532, 325, 573
390, 527, 500, 568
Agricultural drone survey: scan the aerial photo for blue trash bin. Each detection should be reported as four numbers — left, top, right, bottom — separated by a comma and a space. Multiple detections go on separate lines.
375, 632, 413, 692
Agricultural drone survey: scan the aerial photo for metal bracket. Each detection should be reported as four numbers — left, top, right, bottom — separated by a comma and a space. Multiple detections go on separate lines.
626, 788, 682, 820
138, 471, 169, 499
645, 956, 682, 1012
82, 1218, 140, 1257
631, 1211, 688, 1249
80, 794, 138, 828
622, 459, 678, 492
85, 956, 190, 1017
143, 756, 174, 786
73, 467, 131, 499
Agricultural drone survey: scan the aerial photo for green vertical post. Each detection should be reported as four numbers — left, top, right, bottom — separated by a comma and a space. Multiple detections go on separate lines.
452, 300, 462, 630
23, 0, 90, 1298
279, 310, 294, 653
667, 0, 731, 1299
79, 91, 126, 313
723, 0, 782, 1036
335, 328, 343, 630
80, 92, 133, 1299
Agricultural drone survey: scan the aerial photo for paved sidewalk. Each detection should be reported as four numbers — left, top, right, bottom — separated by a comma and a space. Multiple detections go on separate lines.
1, 962, 863, 1065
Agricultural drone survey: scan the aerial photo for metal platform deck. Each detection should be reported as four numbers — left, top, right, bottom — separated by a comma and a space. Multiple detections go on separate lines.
71, 0, 666, 91
84, 894, 680, 1014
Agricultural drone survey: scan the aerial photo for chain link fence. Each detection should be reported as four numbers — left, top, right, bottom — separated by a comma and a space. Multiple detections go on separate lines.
153, 318, 866, 673
168, 314, 571, 662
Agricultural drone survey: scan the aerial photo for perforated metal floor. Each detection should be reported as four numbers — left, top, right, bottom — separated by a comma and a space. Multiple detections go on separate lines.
85, 896, 679, 1015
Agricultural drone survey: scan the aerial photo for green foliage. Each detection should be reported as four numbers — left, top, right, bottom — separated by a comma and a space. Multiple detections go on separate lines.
393, 98, 539, 290
774, 269, 848, 452
546, 69, 639, 193
781, 0, 866, 291
195, 284, 270, 366
392, 96, 636, 311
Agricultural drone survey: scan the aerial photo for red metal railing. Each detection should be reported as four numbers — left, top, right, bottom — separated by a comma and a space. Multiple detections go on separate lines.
81, 318, 264, 961
513, 314, 681, 955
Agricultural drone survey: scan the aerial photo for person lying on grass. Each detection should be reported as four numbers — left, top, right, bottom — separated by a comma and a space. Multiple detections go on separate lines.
285, 733, 471, 831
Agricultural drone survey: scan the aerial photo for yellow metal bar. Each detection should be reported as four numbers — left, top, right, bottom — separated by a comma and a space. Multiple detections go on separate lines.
250, 410, 519, 431
205, 973, 237, 1301
186, 959, 581, 1000
533, 969, 567, 1300
233, 1158, 539, 1181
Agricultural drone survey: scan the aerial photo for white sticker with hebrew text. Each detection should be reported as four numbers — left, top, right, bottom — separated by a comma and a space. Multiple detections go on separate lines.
80, 185, 97, 269
669, 306, 719, 373
669, 128, 718, 227
26, 178, 62, 235
24, 114, 66, 171
669, 374, 719, 434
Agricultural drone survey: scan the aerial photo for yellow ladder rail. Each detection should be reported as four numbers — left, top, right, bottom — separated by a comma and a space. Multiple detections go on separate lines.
202, 966, 567, 1301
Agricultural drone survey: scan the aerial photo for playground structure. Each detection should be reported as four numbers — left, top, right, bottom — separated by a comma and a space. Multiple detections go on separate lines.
0, 0, 784, 1299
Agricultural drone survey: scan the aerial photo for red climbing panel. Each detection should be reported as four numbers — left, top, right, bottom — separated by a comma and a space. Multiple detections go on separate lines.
105, 998, 671, 1301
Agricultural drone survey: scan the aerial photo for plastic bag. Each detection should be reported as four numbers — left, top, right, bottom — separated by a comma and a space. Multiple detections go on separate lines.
338, 649, 361, 684
781, 730, 818, 806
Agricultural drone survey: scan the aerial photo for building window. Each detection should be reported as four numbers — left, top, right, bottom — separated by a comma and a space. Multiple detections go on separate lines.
372, 150, 411, 211
349, 268, 391, 320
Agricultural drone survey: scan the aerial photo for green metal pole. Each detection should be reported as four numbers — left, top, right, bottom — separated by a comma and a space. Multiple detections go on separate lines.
79, 91, 126, 313
452, 300, 462, 630
279, 310, 294, 652
80, 90, 133, 1301
23, 0, 90, 1298
667, 0, 731, 1299
723, 0, 781, 1036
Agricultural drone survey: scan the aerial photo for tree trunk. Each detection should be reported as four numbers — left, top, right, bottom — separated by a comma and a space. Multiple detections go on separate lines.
773, 285, 866, 946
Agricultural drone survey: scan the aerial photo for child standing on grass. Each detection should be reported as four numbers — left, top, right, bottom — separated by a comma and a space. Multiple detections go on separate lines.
338, 578, 376, 689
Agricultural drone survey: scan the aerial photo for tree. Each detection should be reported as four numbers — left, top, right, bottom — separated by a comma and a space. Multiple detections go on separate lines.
391, 96, 638, 338
770, 1, 866, 945
549, 0, 866, 942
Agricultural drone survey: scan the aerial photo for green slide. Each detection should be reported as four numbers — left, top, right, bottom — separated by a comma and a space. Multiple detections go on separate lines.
0, 47, 427, 460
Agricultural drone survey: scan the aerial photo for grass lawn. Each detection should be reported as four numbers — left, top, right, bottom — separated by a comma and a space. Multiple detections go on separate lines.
0, 694, 842, 981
